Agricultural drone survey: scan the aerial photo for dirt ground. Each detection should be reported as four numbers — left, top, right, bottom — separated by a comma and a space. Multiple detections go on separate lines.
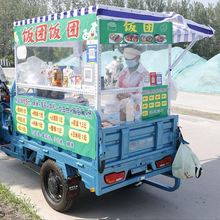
0, 202, 30, 220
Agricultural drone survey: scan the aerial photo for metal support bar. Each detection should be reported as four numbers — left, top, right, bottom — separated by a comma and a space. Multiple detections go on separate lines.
96, 18, 101, 112
155, 122, 163, 149
166, 38, 198, 113
121, 128, 129, 159
168, 44, 172, 114
14, 46, 18, 96
142, 174, 180, 192
166, 37, 199, 76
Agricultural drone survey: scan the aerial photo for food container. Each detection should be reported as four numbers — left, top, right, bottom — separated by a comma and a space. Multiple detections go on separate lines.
140, 34, 153, 43
109, 33, 123, 43
70, 74, 82, 88
124, 34, 139, 43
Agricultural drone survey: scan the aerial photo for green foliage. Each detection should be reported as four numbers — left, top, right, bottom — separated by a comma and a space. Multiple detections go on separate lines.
48, 0, 125, 12
127, 0, 142, 9
144, 0, 166, 12
0, 0, 219, 63
0, 0, 48, 61
167, 0, 191, 17
30, 0, 220, 60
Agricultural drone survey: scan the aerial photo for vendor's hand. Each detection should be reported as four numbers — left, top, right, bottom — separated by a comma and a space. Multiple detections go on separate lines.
116, 93, 130, 100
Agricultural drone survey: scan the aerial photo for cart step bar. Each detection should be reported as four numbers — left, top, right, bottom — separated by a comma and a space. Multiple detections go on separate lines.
142, 173, 180, 192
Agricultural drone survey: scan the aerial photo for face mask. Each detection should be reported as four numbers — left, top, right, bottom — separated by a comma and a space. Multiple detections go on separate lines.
126, 59, 137, 68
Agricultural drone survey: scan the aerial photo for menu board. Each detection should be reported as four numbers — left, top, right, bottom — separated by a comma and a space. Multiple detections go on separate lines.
142, 85, 168, 120
14, 95, 97, 159
14, 14, 97, 46
100, 20, 172, 44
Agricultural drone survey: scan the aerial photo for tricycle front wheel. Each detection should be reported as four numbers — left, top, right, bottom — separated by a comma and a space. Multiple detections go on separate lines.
40, 159, 79, 212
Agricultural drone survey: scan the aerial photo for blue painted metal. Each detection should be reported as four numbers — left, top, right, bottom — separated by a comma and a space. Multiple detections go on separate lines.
142, 174, 181, 192
0, 84, 180, 196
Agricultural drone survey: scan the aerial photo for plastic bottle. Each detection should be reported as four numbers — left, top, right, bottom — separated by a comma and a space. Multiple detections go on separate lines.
134, 103, 141, 121
143, 72, 150, 86
126, 97, 135, 122
156, 72, 162, 85
63, 66, 73, 87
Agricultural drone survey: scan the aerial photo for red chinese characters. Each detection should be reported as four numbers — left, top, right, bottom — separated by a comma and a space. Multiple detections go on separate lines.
35, 24, 47, 42
21, 19, 81, 44
67, 20, 80, 39
49, 23, 61, 40
22, 28, 34, 43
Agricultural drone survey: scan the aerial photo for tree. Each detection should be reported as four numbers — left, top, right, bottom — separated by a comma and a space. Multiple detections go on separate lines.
48, 0, 125, 12
127, 0, 145, 9
168, 0, 191, 17
0, 0, 219, 65
0, 0, 48, 64
188, 2, 216, 59
164, 0, 217, 59
144, 0, 166, 12
208, 1, 220, 57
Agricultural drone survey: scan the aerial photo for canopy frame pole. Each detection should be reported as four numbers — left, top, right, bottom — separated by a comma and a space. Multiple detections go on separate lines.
166, 37, 199, 77
168, 44, 172, 114
14, 47, 18, 95
166, 37, 199, 114
96, 18, 101, 111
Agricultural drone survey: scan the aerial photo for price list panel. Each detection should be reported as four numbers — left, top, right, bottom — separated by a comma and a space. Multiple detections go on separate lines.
142, 85, 168, 120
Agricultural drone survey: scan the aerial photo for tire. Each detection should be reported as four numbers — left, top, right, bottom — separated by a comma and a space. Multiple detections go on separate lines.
40, 159, 79, 212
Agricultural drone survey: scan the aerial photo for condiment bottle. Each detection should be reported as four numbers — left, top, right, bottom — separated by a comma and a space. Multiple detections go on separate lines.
52, 66, 63, 87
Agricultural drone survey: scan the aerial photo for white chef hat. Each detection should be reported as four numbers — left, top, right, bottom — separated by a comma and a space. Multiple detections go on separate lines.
123, 47, 141, 59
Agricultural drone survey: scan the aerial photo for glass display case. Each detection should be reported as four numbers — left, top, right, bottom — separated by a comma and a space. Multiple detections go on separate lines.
14, 10, 172, 127
16, 40, 97, 107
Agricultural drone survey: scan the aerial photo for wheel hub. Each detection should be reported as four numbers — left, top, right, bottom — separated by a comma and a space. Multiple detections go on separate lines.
48, 175, 59, 195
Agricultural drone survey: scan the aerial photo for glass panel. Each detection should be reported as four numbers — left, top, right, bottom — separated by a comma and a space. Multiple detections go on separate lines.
16, 41, 83, 87
16, 40, 96, 107
100, 43, 169, 126
101, 44, 169, 89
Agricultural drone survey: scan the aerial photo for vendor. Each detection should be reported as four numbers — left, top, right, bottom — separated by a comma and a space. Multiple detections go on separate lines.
116, 46, 149, 100
113, 46, 150, 121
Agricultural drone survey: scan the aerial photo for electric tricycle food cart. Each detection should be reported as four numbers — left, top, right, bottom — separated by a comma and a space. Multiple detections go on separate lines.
0, 5, 214, 212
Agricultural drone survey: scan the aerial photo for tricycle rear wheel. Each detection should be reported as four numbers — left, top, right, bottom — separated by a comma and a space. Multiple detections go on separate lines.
40, 159, 79, 212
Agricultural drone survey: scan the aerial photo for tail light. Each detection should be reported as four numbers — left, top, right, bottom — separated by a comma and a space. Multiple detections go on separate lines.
104, 171, 126, 184
156, 156, 173, 168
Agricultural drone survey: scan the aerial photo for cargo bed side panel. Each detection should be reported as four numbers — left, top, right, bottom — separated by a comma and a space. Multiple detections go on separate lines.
97, 115, 178, 195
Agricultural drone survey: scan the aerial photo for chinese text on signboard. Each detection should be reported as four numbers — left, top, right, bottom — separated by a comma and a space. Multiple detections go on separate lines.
14, 14, 96, 46
14, 96, 97, 159
142, 85, 168, 120
100, 20, 172, 44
